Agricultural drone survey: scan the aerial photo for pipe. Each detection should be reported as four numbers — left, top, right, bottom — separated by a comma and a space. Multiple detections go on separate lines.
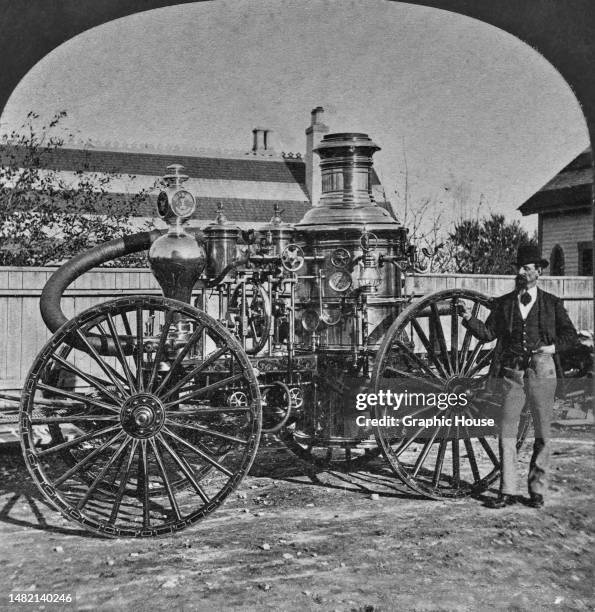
40, 230, 164, 334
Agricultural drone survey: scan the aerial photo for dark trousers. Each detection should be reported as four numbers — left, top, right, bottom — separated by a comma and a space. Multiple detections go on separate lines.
499, 353, 557, 496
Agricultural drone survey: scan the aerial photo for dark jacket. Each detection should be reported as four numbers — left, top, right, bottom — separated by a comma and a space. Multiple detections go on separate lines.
463, 288, 578, 377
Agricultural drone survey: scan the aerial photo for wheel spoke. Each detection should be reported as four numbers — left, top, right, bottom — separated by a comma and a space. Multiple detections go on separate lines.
108, 439, 139, 524
51, 354, 122, 406
460, 340, 484, 377
35, 382, 119, 413
74, 328, 129, 398
159, 346, 228, 400
165, 419, 248, 445
451, 438, 460, 489
77, 436, 131, 510
30, 415, 119, 424
393, 339, 443, 381
87, 322, 129, 387
395, 425, 426, 457
136, 306, 144, 391
450, 299, 459, 374
147, 310, 175, 392
53, 430, 126, 486
157, 435, 210, 504
149, 438, 181, 522
140, 440, 151, 528
430, 302, 452, 376
477, 436, 500, 468
121, 310, 133, 337
431, 424, 451, 487
463, 438, 481, 484
36, 424, 121, 457
458, 301, 480, 371
165, 374, 244, 408
382, 366, 444, 391
411, 320, 449, 378
153, 324, 206, 396
411, 426, 441, 477
162, 427, 234, 477
105, 312, 136, 392
166, 406, 252, 416
465, 346, 496, 378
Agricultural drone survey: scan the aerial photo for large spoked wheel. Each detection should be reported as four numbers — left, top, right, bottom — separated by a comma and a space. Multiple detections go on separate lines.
228, 281, 271, 355
20, 296, 261, 537
372, 289, 530, 499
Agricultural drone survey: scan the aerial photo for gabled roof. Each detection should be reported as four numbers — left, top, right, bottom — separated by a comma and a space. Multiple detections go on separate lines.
1, 142, 391, 223
519, 146, 593, 216
1, 144, 306, 185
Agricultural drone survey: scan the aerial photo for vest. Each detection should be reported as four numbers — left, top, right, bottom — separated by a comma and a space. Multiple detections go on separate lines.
506, 302, 541, 358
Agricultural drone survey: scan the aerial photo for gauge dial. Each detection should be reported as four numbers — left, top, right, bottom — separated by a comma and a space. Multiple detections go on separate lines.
171, 189, 196, 218
328, 270, 353, 293
301, 309, 320, 332
320, 305, 342, 326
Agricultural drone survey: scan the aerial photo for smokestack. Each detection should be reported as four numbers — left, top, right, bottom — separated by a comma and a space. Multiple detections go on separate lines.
305, 106, 329, 205
297, 133, 397, 231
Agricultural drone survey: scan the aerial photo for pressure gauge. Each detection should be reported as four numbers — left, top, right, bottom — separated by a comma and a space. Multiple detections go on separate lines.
301, 309, 321, 332
171, 190, 196, 218
328, 270, 353, 293
320, 305, 342, 326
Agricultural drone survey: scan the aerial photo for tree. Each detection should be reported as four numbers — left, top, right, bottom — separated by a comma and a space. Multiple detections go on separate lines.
0, 112, 152, 267
448, 213, 538, 274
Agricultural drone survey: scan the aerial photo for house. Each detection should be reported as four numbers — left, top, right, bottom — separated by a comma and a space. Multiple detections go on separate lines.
0, 108, 392, 231
518, 147, 593, 276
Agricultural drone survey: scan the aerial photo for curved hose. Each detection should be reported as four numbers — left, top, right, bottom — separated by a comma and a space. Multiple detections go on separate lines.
40, 230, 164, 334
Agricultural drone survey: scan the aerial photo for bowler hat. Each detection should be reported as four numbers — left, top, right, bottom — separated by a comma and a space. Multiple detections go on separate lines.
515, 246, 548, 268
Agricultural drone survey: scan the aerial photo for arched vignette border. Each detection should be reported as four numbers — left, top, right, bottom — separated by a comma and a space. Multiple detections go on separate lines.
0, 0, 593, 276
0, 1, 593, 139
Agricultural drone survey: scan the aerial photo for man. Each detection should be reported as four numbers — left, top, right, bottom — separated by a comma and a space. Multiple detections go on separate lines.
460, 246, 577, 509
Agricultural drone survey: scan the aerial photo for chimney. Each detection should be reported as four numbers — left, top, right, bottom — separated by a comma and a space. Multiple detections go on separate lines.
251, 127, 275, 155
252, 128, 265, 154
305, 106, 329, 205
263, 129, 275, 152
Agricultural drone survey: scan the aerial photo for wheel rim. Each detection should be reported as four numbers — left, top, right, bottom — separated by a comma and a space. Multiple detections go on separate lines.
372, 289, 530, 499
20, 296, 261, 537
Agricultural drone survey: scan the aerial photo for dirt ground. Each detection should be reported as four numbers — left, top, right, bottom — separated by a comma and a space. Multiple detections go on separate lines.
0, 426, 593, 612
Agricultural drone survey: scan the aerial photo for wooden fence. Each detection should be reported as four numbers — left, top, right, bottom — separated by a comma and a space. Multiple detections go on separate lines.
0, 267, 592, 391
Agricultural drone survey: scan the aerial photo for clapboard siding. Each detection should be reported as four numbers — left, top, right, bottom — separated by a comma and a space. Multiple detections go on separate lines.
541, 211, 593, 276
0, 268, 591, 390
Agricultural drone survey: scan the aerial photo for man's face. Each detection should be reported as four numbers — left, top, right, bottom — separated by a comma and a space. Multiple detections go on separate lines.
515, 263, 541, 289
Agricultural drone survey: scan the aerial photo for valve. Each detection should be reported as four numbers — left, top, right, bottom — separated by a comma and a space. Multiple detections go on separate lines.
330, 247, 351, 269
359, 231, 378, 253
281, 244, 305, 272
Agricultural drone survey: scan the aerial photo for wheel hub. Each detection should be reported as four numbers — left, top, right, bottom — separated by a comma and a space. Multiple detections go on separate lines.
120, 393, 165, 438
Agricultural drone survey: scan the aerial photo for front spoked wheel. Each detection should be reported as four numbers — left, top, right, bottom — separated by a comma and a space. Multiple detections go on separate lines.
20, 296, 261, 537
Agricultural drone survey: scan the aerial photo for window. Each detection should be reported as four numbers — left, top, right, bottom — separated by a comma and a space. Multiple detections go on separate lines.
550, 244, 565, 276
578, 241, 593, 276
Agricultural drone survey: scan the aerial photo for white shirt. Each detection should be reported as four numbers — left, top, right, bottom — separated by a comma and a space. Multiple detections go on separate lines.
518, 286, 537, 320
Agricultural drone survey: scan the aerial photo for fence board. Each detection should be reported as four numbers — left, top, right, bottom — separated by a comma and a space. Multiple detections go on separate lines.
0, 267, 591, 391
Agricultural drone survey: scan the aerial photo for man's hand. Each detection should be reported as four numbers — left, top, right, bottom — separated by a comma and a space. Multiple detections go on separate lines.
533, 344, 555, 355
457, 302, 472, 321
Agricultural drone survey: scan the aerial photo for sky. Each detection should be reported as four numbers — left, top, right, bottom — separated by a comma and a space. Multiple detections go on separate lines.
0, 0, 589, 233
